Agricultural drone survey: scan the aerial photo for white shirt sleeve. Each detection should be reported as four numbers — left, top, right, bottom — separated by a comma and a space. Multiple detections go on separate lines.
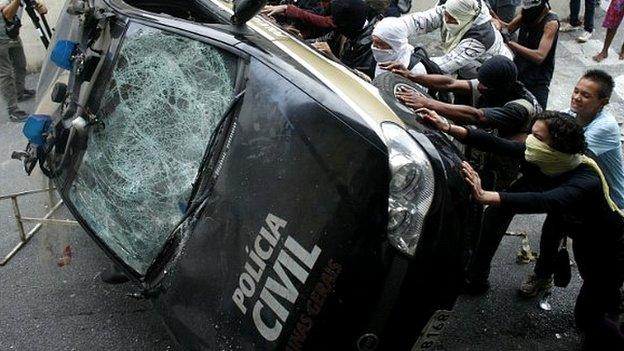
430, 38, 487, 75
400, 6, 445, 36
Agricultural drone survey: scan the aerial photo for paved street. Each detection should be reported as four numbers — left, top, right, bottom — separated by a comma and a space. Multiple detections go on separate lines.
1, 2, 623, 351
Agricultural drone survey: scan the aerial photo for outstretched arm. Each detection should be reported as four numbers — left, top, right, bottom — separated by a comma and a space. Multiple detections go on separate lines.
508, 20, 558, 64
379, 62, 471, 93
397, 91, 486, 125
418, 108, 526, 158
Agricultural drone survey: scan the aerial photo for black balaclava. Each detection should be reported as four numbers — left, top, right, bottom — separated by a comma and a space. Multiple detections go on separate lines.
521, 0, 549, 25
331, 0, 368, 39
478, 55, 520, 106
478, 55, 518, 91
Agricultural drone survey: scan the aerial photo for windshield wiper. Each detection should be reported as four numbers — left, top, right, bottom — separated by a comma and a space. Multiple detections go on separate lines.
186, 89, 246, 212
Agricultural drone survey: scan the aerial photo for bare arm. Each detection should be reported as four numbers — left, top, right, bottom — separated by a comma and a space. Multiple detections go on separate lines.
379, 62, 471, 93
462, 162, 501, 205
409, 73, 471, 93
397, 94, 487, 125
417, 107, 469, 140
1, 0, 21, 21
508, 20, 558, 64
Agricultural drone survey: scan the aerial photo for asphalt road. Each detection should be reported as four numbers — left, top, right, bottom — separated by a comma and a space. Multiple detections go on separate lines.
1, 3, 624, 351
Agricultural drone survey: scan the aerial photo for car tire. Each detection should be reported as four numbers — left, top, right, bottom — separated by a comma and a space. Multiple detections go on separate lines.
372, 72, 432, 100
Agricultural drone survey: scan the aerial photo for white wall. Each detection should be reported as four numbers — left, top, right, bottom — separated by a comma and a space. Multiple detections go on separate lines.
21, 0, 572, 71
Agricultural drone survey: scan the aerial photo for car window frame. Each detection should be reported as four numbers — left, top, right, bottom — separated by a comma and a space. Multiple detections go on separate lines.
58, 12, 250, 284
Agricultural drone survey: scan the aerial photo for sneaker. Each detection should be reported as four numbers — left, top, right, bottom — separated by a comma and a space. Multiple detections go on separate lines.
8, 109, 28, 122
17, 89, 36, 101
559, 22, 582, 32
577, 31, 593, 43
519, 272, 553, 297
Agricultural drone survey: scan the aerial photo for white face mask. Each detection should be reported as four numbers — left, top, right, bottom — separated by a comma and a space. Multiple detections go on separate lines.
372, 46, 398, 64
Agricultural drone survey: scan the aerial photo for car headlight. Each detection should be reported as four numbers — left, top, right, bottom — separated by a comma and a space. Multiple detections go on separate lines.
381, 122, 435, 256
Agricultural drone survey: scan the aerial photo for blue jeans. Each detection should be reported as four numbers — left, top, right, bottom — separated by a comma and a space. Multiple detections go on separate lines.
570, 0, 595, 32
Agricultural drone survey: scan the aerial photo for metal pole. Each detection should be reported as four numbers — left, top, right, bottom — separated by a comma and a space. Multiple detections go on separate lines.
0, 200, 64, 266
10, 197, 26, 242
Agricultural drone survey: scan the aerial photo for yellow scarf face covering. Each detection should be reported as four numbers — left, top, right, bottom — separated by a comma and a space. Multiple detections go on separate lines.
524, 134, 624, 216
524, 135, 581, 176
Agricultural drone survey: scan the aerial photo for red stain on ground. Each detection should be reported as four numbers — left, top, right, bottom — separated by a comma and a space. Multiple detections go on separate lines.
57, 245, 72, 267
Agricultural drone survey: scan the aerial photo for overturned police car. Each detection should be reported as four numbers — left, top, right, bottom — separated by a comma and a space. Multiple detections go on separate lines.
18, 0, 473, 349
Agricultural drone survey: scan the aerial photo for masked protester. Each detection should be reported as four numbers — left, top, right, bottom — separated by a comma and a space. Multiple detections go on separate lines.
0, 0, 46, 122
387, 56, 540, 138
311, 0, 384, 79
382, 0, 512, 78
385, 55, 541, 189
518, 70, 624, 302
500, 0, 559, 109
370, 17, 428, 77
420, 108, 624, 350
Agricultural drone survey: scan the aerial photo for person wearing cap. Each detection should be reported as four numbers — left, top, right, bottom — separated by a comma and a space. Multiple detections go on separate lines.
385, 0, 512, 79
0, 0, 46, 122
502, 0, 559, 109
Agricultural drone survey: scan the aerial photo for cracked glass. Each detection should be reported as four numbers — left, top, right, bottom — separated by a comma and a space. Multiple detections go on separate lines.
68, 24, 237, 274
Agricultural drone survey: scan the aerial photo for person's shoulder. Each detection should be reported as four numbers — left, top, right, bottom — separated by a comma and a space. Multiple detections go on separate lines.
589, 111, 621, 134
574, 164, 602, 186
546, 12, 559, 22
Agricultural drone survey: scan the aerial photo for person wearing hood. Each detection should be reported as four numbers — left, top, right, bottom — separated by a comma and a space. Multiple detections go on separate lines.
420, 108, 624, 350
386, 55, 541, 189
370, 17, 428, 77
386, 55, 540, 139
501, 0, 559, 109
391, 0, 512, 78
311, 0, 382, 79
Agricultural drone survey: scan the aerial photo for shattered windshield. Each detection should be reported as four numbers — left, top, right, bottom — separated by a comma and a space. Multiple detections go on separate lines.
68, 24, 238, 274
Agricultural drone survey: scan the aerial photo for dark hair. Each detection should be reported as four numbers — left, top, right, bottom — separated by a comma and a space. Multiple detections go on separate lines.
531, 111, 587, 154
582, 69, 614, 99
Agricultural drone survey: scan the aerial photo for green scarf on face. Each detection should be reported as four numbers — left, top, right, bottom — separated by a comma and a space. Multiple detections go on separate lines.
525, 135, 624, 216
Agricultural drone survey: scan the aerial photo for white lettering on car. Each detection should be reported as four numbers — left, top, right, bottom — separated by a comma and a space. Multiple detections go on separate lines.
232, 213, 321, 342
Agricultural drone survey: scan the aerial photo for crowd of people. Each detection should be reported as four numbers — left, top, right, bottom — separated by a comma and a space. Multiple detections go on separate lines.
262, 0, 624, 349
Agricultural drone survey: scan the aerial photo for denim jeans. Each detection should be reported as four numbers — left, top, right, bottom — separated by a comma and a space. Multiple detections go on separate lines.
570, 0, 595, 32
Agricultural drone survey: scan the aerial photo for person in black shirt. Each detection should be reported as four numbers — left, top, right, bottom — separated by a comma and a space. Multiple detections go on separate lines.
503, 0, 559, 109
419, 108, 624, 350
385, 55, 541, 189
311, 0, 385, 79
384, 55, 541, 138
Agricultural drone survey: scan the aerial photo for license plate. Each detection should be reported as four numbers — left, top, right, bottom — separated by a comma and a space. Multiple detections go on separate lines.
411, 310, 452, 351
